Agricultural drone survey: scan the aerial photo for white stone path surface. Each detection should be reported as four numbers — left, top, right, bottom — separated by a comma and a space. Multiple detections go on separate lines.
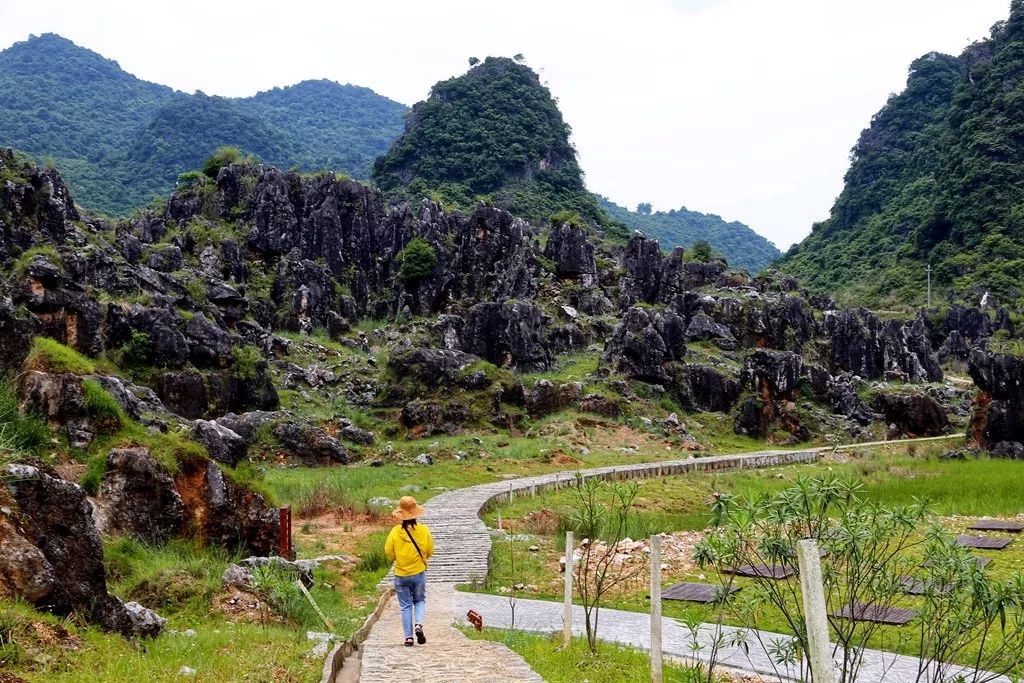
357, 438, 1000, 682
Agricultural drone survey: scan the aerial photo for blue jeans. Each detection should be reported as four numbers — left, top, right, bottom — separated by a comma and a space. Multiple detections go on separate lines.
393, 571, 426, 639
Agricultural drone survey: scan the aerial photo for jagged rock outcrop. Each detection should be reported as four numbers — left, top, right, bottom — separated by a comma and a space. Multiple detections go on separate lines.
463, 301, 550, 371
273, 422, 349, 464
734, 349, 807, 440
97, 447, 186, 542
968, 349, 1024, 455
525, 380, 583, 417
827, 374, 879, 425
173, 458, 280, 555
873, 393, 948, 437
543, 222, 596, 283
18, 371, 95, 448
601, 306, 686, 383
824, 308, 941, 383
678, 365, 741, 413
192, 420, 248, 466
0, 148, 78, 260
1, 463, 165, 637
618, 233, 663, 308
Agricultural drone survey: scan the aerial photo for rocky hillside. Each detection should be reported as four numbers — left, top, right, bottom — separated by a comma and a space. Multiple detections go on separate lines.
779, 0, 1024, 308
372, 56, 609, 226
0, 33, 406, 215
3, 146, 1024, 640
597, 195, 781, 273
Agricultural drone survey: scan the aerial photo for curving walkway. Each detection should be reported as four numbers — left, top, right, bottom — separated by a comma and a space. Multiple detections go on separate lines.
356, 436, 979, 682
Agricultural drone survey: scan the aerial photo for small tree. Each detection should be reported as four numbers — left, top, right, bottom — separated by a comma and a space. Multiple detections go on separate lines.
694, 476, 1024, 683
636, 202, 652, 215
203, 146, 243, 179
398, 238, 437, 284
689, 240, 715, 263
568, 475, 647, 653
468, 57, 480, 67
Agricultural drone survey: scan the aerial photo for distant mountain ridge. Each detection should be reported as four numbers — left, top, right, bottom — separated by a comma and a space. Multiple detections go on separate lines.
0, 33, 407, 215
779, 0, 1024, 307
597, 196, 780, 273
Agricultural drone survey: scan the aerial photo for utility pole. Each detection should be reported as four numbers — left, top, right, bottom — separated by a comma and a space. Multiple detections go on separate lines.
926, 264, 932, 308
797, 539, 835, 683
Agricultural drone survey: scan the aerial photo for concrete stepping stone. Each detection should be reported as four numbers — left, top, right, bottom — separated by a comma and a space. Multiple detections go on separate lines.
899, 576, 950, 596
921, 555, 991, 569
724, 563, 795, 579
831, 602, 917, 625
661, 582, 741, 603
956, 535, 1012, 550
968, 519, 1024, 533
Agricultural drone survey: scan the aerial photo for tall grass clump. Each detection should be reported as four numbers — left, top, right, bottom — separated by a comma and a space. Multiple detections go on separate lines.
24, 337, 96, 374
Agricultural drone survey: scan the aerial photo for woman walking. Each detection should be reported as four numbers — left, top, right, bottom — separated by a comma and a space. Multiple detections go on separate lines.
385, 496, 434, 646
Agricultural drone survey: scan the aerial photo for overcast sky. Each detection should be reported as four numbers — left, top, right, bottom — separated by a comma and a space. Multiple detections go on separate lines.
0, 0, 1011, 249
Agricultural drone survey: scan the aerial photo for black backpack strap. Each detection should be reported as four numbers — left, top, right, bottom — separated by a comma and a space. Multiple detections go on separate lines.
405, 526, 426, 563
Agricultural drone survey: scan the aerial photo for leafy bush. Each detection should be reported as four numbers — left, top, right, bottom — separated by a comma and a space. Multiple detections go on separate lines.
686, 240, 715, 263
120, 330, 153, 367
25, 337, 96, 374
202, 146, 243, 178
229, 345, 263, 381
398, 238, 437, 284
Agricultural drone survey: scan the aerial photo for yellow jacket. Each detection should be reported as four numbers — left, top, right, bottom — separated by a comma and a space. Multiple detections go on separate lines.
385, 522, 434, 576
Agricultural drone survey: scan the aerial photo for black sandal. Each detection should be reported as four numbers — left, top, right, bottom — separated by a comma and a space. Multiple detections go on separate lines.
415, 624, 426, 645
404, 637, 414, 647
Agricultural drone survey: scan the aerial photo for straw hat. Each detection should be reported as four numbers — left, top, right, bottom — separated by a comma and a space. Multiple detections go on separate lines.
392, 496, 426, 521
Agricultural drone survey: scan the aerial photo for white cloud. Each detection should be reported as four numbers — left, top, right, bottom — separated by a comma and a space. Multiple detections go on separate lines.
0, 0, 1010, 249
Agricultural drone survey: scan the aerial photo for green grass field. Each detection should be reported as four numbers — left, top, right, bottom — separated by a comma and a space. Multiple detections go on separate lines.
473, 443, 1024, 677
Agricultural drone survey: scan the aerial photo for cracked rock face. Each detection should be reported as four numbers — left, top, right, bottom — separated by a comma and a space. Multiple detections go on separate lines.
2, 463, 165, 637
98, 447, 187, 543
968, 349, 1024, 455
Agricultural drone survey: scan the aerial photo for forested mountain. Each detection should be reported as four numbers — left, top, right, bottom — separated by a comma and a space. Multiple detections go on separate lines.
0, 33, 406, 215
372, 56, 609, 225
597, 196, 780, 272
779, 0, 1024, 307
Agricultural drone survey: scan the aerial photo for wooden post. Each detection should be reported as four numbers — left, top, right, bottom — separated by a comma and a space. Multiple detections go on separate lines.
563, 530, 573, 647
797, 539, 834, 683
278, 506, 294, 560
497, 511, 502, 532
650, 534, 663, 683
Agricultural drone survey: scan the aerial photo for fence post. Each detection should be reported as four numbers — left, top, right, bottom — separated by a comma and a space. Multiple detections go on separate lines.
278, 506, 294, 560
563, 530, 573, 647
650, 534, 663, 683
797, 539, 835, 683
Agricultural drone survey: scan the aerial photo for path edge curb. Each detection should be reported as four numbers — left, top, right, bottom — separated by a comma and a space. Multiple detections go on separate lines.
320, 586, 395, 683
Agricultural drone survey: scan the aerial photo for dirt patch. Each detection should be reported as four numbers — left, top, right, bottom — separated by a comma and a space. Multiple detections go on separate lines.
0, 674, 30, 683
546, 449, 580, 466
214, 588, 283, 625
55, 461, 86, 484
522, 509, 561, 535
28, 621, 81, 651
295, 510, 390, 556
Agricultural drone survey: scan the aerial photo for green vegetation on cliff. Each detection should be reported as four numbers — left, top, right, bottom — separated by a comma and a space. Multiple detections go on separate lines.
0, 33, 406, 215
780, 0, 1024, 307
372, 56, 609, 226
597, 195, 780, 272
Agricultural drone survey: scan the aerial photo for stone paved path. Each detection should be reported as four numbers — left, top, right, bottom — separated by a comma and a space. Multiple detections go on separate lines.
356, 436, 972, 682
358, 584, 543, 682
451, 592, 1009, 683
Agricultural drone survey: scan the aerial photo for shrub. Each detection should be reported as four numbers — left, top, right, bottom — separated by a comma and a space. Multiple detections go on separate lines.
230, 345, 263, 381
687, 240, 715, 263
202, 146, 242, 179
120, 330, 153, 367
24, 337, 96, 374
550, 209, 584, 228
398, 238, 438, 284
176, 170, 208, 187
